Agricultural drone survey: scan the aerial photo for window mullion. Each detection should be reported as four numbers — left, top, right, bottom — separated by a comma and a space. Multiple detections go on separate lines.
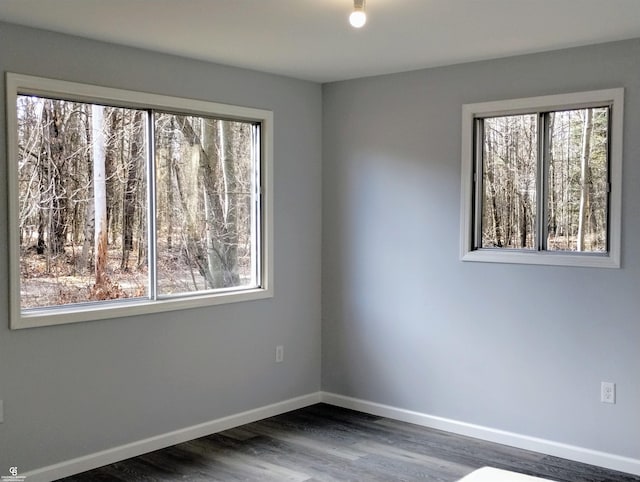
536, 112, 548, 251
252, 123, 261, 287
147, 110, 158, 300
473, 118, 484, 249
605, 105, 613, 254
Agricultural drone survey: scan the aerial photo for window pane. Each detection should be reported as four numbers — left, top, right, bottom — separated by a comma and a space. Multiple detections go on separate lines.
547, 108, 609, 252
154, 113, 258, 295
481, 114, 538, 249
17, 95, 148, 310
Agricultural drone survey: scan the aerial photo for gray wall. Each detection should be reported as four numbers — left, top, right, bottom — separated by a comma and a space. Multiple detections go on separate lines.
1, 19, 639, 474
0, 23, 322, 472
322, 39, 640, 459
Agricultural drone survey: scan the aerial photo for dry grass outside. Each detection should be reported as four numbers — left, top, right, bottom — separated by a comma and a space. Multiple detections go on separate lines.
20, 239, 253, 310
546, 232, 606, 252
20, 244, 148, 309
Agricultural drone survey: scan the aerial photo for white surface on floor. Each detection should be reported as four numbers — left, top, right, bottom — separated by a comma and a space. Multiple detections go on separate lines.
459, 467, 555, 482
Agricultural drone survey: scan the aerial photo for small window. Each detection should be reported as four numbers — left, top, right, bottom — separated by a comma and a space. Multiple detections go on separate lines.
7, 73, 273, 329
460, 89, 623, 268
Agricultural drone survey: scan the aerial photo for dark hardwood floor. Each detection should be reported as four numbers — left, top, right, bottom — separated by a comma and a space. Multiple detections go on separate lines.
59, 404, 639, 482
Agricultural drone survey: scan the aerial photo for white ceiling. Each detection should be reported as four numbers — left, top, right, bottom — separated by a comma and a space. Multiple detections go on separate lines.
1, 0, 639, 83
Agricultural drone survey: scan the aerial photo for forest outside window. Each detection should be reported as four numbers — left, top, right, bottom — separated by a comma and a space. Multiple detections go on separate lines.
7, 73, 273, 329
460, 89, 623, 268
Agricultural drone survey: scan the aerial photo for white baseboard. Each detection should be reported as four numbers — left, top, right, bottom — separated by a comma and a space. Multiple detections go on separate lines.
22, 392, 322, 482
21, 391, 640, 481
321, 392, 640, 477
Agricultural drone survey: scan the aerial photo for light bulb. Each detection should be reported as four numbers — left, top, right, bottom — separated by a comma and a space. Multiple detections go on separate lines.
349, 10, 366, 28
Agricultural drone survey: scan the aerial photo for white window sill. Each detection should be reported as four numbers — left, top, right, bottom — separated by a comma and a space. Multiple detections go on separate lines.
12, 287, 272, 330
461, 249, 619, 269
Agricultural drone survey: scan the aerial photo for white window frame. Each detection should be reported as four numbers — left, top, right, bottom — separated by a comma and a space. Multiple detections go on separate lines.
460, 88, 624, 268
6, 73, 274, 329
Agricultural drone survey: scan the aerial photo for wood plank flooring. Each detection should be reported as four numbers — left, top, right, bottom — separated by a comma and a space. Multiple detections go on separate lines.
59, 404, 639, 482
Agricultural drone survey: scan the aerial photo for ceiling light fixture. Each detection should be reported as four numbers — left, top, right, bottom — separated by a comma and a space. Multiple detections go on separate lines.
349, 0, 367, 28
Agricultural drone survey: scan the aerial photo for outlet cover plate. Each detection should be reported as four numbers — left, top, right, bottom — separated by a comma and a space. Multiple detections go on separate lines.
601, 382, 616, 404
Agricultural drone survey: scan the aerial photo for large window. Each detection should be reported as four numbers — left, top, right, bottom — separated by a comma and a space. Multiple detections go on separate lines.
460, 89, 623, 268
7, 73, 273, 329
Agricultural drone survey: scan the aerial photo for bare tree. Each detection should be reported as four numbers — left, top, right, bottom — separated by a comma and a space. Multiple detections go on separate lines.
92, 105, 108, 286
577, 108, 593, 251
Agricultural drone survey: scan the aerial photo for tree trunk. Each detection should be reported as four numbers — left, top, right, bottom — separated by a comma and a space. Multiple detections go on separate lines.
484, 133, 502, 247
43, 100, 67, 256
577, 109, 593, 251
176, 117, 243, 289
167, 117, 178, 250
547, 115, 556, 242
92, 105, 108, 286
201, 120, 225, 288
219, 121, 240, 286
121, 111, 142, 270
81, 105, 94, 272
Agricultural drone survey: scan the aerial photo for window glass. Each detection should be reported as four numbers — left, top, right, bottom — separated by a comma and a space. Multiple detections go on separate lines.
17, 95, 148, 309
154, 112, 259, 295
481, 114, 538, 249
547, 107, 609, 252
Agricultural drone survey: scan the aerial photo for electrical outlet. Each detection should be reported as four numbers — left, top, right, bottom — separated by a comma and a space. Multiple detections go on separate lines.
601, 382, 616, 404
275, 345, 284, 363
